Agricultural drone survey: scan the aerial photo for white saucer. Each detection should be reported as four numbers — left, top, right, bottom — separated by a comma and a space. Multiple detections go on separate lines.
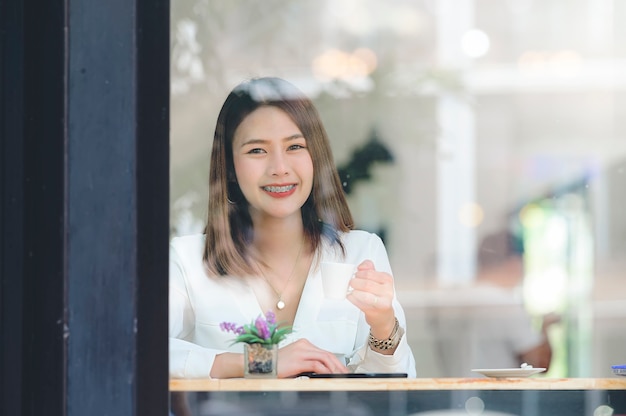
472, 368, 546, 378
612, 366, 626, 376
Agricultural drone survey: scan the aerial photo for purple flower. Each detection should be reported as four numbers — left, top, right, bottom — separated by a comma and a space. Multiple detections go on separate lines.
220, 310, 290, 345
255, 315, 271, 340
220, 322, 243, 334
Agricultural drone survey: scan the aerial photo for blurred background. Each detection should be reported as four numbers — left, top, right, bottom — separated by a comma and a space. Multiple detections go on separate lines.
170, 0, 626, 377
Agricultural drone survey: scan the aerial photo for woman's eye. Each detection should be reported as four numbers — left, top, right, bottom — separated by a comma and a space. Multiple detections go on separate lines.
246, 148, 266, 154
288, 143, 306, 151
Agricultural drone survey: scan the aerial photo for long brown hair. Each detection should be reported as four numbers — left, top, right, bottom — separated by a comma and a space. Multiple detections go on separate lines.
204, 77, 354, 276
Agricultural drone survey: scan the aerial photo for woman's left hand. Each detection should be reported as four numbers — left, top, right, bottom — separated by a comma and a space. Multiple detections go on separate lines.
346, 259, 397, 340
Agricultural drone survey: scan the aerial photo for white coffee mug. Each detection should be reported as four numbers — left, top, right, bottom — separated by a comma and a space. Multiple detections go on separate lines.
320, 261, 356, 300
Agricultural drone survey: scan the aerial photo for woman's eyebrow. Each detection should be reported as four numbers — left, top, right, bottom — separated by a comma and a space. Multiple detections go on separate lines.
239, 138, 267, 147
239, 134, 304, 147
285, 134, 304, 141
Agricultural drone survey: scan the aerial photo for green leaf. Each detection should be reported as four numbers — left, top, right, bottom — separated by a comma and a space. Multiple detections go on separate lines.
269, 326, 292, 344
224, 313, 293, 346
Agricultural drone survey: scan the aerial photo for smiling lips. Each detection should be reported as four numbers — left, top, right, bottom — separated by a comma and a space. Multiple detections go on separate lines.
262, 184, 297, 198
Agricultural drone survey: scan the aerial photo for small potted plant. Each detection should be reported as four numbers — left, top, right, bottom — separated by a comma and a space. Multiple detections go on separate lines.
220, 310, 291, 378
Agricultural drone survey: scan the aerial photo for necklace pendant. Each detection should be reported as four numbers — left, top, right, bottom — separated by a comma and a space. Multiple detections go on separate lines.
276, 300, 286, 310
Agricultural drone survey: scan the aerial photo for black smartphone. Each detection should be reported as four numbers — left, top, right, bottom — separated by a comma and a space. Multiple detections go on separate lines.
298, 372, 408, 378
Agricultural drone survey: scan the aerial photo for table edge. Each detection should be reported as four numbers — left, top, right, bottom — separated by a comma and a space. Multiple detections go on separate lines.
169, 377, 626, 392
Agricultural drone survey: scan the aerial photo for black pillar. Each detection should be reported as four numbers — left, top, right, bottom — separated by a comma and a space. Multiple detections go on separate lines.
1, 0, 170, 414
1, 0, 27, 414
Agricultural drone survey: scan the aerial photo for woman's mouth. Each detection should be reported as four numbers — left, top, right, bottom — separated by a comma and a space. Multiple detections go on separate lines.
262, 184, 296, 197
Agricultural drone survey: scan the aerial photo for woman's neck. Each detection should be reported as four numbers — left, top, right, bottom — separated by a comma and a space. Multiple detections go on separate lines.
247, 216, 313, 324
251, 216, 306, 260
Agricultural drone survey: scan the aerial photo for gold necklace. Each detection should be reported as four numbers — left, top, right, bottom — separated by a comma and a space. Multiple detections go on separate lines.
256, 238, 305, 311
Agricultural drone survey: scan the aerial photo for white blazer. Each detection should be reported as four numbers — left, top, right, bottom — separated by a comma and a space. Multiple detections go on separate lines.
169, 230, 416, 378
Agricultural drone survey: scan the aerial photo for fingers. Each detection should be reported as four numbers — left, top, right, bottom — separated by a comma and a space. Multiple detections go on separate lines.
277, 339, 348, 378
354, 263, 393, 285
357, 259, 375, 271
347, 288, 390, 309
348, 266, 394, 306
347, 260, 397, 338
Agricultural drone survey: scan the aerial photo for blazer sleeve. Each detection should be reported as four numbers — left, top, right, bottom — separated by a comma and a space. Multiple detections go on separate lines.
169, 240, 229, 379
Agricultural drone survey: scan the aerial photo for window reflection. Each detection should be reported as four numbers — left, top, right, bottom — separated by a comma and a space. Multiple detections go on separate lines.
170, 0, 626, 377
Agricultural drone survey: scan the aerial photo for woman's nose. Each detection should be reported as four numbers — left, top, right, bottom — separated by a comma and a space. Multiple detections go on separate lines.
267, 151, 289, 176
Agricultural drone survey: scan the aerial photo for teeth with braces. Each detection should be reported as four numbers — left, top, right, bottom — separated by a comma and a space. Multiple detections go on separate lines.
263, 185, 295, 193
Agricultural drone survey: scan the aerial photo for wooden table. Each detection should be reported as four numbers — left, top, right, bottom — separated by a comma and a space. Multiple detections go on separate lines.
170, 378, 626, 415
170, 377, 626, 391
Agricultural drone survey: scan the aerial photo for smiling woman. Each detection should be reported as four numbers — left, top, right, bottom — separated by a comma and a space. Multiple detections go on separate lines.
168, 77, 416, 381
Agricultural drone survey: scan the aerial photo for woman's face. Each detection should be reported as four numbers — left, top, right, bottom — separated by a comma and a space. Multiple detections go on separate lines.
232, 106, 314, 223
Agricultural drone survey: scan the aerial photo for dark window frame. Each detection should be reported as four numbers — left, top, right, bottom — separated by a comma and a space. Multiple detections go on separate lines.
1, 0, 170, 414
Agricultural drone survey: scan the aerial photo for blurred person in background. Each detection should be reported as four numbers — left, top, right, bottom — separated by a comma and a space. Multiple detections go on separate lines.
432, 229, 558, 376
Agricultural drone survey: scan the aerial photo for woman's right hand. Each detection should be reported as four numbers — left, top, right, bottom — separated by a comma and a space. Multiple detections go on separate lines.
277, 339, 348, 378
